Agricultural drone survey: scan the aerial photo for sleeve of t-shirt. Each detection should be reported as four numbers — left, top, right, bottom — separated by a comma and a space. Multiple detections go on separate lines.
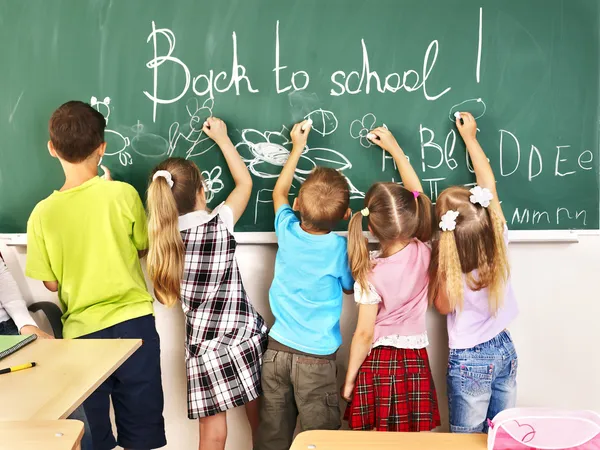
354, 281, 382, 305
130, 189, 149, 251
274, 204, 298, 239
25, 208, 56, 282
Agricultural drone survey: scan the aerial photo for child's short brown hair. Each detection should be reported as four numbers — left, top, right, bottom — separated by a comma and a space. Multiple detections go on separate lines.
49, 101, 106, 163
296, 167, 350, 231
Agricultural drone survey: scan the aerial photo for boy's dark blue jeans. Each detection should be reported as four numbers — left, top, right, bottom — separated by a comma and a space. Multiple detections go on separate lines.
0, 318, 94, 450
78, 314, 166, 450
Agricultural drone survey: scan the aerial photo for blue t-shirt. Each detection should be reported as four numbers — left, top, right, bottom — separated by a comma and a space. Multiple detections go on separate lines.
269, 205, 354, 355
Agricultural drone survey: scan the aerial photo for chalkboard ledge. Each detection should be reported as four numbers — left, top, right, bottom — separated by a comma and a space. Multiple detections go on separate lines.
2, 231, 596, 246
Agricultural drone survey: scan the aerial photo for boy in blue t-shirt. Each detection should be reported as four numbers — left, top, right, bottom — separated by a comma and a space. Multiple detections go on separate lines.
255, 120, 353, 450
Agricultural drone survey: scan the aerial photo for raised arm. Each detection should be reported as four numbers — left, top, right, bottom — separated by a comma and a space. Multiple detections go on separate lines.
456, 112, 504, 221
202, 117, 253, 224
369, 127, 424, 193
272, 120, 311, 212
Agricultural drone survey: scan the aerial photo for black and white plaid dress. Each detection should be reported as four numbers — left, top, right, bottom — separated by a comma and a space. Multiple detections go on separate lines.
178, 204, 268, 419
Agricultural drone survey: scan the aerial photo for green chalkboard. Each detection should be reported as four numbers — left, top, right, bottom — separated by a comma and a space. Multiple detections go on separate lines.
0, 0, 598, 232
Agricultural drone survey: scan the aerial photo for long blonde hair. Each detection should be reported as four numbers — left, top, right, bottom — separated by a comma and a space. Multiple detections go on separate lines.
348, 183, 433, 292
429, 186, 509, 314
147, 158, 204, 307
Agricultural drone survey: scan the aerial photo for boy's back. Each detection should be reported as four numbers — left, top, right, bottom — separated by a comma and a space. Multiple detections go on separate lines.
269, 204, 352, 355
25, 100, 165, 450
256, 121, 352, 450
26, 177, 152, 338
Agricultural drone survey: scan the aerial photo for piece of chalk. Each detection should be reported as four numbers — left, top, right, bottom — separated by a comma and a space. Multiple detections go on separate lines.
367, 133, 376, 140
454, 111, 462, 120
302, 118, 313, 131
382, 123, 388, 130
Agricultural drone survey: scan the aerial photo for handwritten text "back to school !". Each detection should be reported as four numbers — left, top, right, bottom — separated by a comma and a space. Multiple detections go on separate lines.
144, 21, 453, 122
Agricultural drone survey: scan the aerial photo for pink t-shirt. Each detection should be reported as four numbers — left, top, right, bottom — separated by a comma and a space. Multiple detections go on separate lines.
368, 239, 431, 344
447, 228, 519, 349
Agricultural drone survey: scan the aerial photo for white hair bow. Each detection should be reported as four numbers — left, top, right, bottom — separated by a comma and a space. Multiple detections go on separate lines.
153, 170, 174, 188
469, 186, 493, 208
439, 210, 459, 232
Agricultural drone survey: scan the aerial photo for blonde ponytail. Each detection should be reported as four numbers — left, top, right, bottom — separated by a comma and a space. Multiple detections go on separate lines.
487, 209, 509, 314
147, 177, 184, 307
348, 211, 370, 293
439, 231, 464, 312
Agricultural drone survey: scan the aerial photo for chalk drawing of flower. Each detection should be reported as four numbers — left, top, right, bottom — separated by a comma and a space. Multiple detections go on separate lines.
350, 113, 377, 148
235, 126, 352, 182
202, 166, 224, 203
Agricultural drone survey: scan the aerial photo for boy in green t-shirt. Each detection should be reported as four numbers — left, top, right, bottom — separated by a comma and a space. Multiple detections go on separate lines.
26, 101, 166, 450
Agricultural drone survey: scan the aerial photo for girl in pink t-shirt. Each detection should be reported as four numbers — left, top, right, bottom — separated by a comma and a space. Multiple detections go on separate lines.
430, 113, 518, 434
342, 127, 441, 432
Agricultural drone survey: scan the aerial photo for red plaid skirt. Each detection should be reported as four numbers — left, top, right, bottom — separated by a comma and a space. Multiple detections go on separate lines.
344, 346, 441, 431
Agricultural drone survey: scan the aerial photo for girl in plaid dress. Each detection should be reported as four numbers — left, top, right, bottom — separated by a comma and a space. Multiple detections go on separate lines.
342, 127, 440, 432
146, 117, 267, 450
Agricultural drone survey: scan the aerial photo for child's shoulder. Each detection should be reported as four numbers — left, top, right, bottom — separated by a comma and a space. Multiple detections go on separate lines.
94, 180, 143, 211
101, 179, 139, 198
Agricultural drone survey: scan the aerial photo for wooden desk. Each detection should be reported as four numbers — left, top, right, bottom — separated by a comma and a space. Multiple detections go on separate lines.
0, 420, 84, 450
0, 339, 141, 421
291, 430, 488, 450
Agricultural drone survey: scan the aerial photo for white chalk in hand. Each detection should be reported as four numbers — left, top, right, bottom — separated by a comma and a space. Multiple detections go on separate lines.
302, 118, 313, 131
454, 111, 462, 120
367, 133, 376, 140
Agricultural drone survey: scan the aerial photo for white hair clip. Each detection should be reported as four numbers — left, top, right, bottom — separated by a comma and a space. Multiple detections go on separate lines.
440, 210, 459, 232
469, 186, 493, 208
153, 170, 174, 188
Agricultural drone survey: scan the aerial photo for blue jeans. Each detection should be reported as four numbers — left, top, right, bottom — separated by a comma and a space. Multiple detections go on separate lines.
447, 330, 518, 433
79, 315, 166, 450
0, 318, 93, 450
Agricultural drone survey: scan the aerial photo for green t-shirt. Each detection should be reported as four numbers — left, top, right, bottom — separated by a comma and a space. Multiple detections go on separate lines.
25, 177, 154, 338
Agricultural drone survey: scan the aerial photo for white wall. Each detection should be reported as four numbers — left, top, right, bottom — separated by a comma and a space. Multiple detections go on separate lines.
2, 235, 600, 449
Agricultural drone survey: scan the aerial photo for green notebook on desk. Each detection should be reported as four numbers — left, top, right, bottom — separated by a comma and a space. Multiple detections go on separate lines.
0, 335, 37, 360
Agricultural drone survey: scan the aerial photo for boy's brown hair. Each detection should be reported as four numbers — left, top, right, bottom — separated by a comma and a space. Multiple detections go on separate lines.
296, 167, 350, 231
49, 101, 106, 163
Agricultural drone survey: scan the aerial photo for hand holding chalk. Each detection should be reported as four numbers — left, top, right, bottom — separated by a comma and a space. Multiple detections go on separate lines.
100, 165, 112, 181
368, 126, 403, 155
301, 118, 313, 131
367, 123, 388, 141
291, 120, 311, 148
455, 111, 478, 141
454, 111, 464, 125
203, 117, 229, 144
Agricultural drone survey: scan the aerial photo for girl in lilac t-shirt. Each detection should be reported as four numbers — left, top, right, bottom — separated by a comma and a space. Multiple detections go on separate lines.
341, 126, 441, 432
430, 113, 518, 434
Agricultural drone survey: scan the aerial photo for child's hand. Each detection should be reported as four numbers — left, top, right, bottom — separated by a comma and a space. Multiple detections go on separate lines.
100, 165, 112, 181
203, 117, 230, 144
290, 120, 311, 150
368, 127, 402, 154
20, 325, 54, 339
456, 112, 478, 141
341, 380, 355, 402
